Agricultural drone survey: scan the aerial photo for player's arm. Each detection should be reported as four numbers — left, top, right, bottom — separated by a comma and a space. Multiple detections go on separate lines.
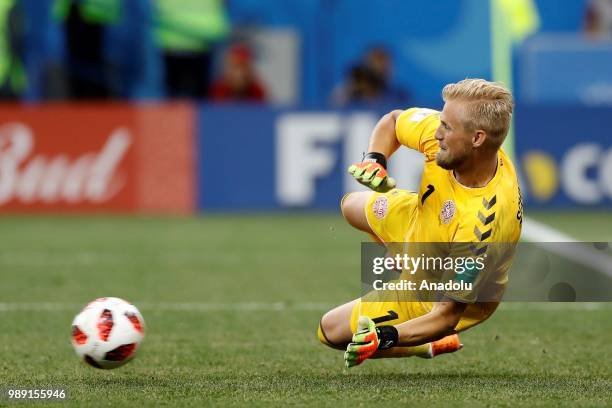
344, 298, 466, 367
393, 298, 467, 346
367, 109, 403, 158
348, 108, 440, 192
347, 110, 403, 192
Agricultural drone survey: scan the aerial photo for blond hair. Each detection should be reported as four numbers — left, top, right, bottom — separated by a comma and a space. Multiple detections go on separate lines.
442, 79, 514, 149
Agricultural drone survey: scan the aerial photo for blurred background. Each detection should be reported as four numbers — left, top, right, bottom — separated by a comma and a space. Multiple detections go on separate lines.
0, 0, 610, 214
0, 2, 611, 404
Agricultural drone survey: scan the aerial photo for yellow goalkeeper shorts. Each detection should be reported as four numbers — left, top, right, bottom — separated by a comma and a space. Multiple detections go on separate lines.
355, 188, 498, 333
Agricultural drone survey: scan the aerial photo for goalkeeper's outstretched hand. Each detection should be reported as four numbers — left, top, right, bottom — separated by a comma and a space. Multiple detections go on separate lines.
348, 153, 396, 193
344, 316, 398, 368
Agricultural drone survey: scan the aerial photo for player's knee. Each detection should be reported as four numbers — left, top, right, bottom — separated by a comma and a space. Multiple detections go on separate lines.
316, 321, 336, 349
340, 192, 371, 232
317, 313, 347, 350
340, 193, 354, 219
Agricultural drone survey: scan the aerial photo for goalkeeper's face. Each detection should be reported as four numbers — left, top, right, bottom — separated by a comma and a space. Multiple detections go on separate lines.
435, 100, 474, 170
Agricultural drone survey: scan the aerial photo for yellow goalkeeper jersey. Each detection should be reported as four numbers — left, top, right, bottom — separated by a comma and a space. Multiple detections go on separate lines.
398, 107, 521, 244
365, 107, 523, 303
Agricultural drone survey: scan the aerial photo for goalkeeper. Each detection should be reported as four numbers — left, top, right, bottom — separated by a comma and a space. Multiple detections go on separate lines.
316, 79, 522, 367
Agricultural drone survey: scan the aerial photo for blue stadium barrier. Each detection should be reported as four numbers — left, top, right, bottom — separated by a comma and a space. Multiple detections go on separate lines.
197, 104, 612, 210
515, 105, 612, 208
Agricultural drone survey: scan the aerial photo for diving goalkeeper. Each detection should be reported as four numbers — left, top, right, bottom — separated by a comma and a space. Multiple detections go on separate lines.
316, 79, 523, 367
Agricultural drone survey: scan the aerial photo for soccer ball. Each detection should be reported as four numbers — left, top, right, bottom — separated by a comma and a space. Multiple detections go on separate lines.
71, 297, 145, 369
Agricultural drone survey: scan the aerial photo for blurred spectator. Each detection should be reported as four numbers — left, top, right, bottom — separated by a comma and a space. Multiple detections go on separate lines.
332, 46, 409, 106
209, 43, 266, 102
331, 64, 382, 105
584, 0, 612, 37
154, 0, 229, 99
0, 0, 26, 99
364, 47, 409, 102
53, 0, 121, 99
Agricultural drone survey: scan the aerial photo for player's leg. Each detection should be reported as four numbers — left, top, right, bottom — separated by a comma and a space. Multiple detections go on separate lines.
343, 189, 421, 244
372, 334, 462, 359
372, 302, 499, 359
323, 191, 385, 346
340, 192, 374, 234
328, 190, 462, 358
318, 298, 462, 359
318, 299, 431, 357
317, 299, 358, 349
351, 300, 433, 358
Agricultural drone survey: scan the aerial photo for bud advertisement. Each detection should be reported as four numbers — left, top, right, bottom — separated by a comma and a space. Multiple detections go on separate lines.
0, 104, 195, 214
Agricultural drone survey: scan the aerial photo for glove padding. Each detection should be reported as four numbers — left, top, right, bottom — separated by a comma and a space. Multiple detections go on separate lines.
344, 316, 379, 368
344, 316, 398, 368
348, 162, 396, 192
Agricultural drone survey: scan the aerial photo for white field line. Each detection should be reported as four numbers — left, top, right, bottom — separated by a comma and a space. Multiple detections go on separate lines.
497, 302, 612, 311
522, 217, 576, 242
522, 216, 612, 278
0, 301, 610, 313
0, 218, 608, 312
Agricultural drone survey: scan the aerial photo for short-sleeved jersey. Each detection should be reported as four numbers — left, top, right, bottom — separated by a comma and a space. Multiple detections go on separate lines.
365, 107, 523, 303
395, 107, 522, 245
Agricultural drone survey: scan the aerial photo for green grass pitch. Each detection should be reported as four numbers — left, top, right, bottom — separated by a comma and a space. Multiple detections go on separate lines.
0, 212, 611, 406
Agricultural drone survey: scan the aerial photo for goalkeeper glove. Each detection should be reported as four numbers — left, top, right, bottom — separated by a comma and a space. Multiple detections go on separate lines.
348, 152, 396, 192
344, 316, 398, 368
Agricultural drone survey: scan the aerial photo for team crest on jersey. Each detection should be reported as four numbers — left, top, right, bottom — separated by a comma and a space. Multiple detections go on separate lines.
372, 196, 388, 220
439, 200, 456, 224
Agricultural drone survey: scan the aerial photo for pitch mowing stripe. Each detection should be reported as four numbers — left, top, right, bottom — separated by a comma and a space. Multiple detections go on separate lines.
0, 302, 334, 312
0, 302, 610, 313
